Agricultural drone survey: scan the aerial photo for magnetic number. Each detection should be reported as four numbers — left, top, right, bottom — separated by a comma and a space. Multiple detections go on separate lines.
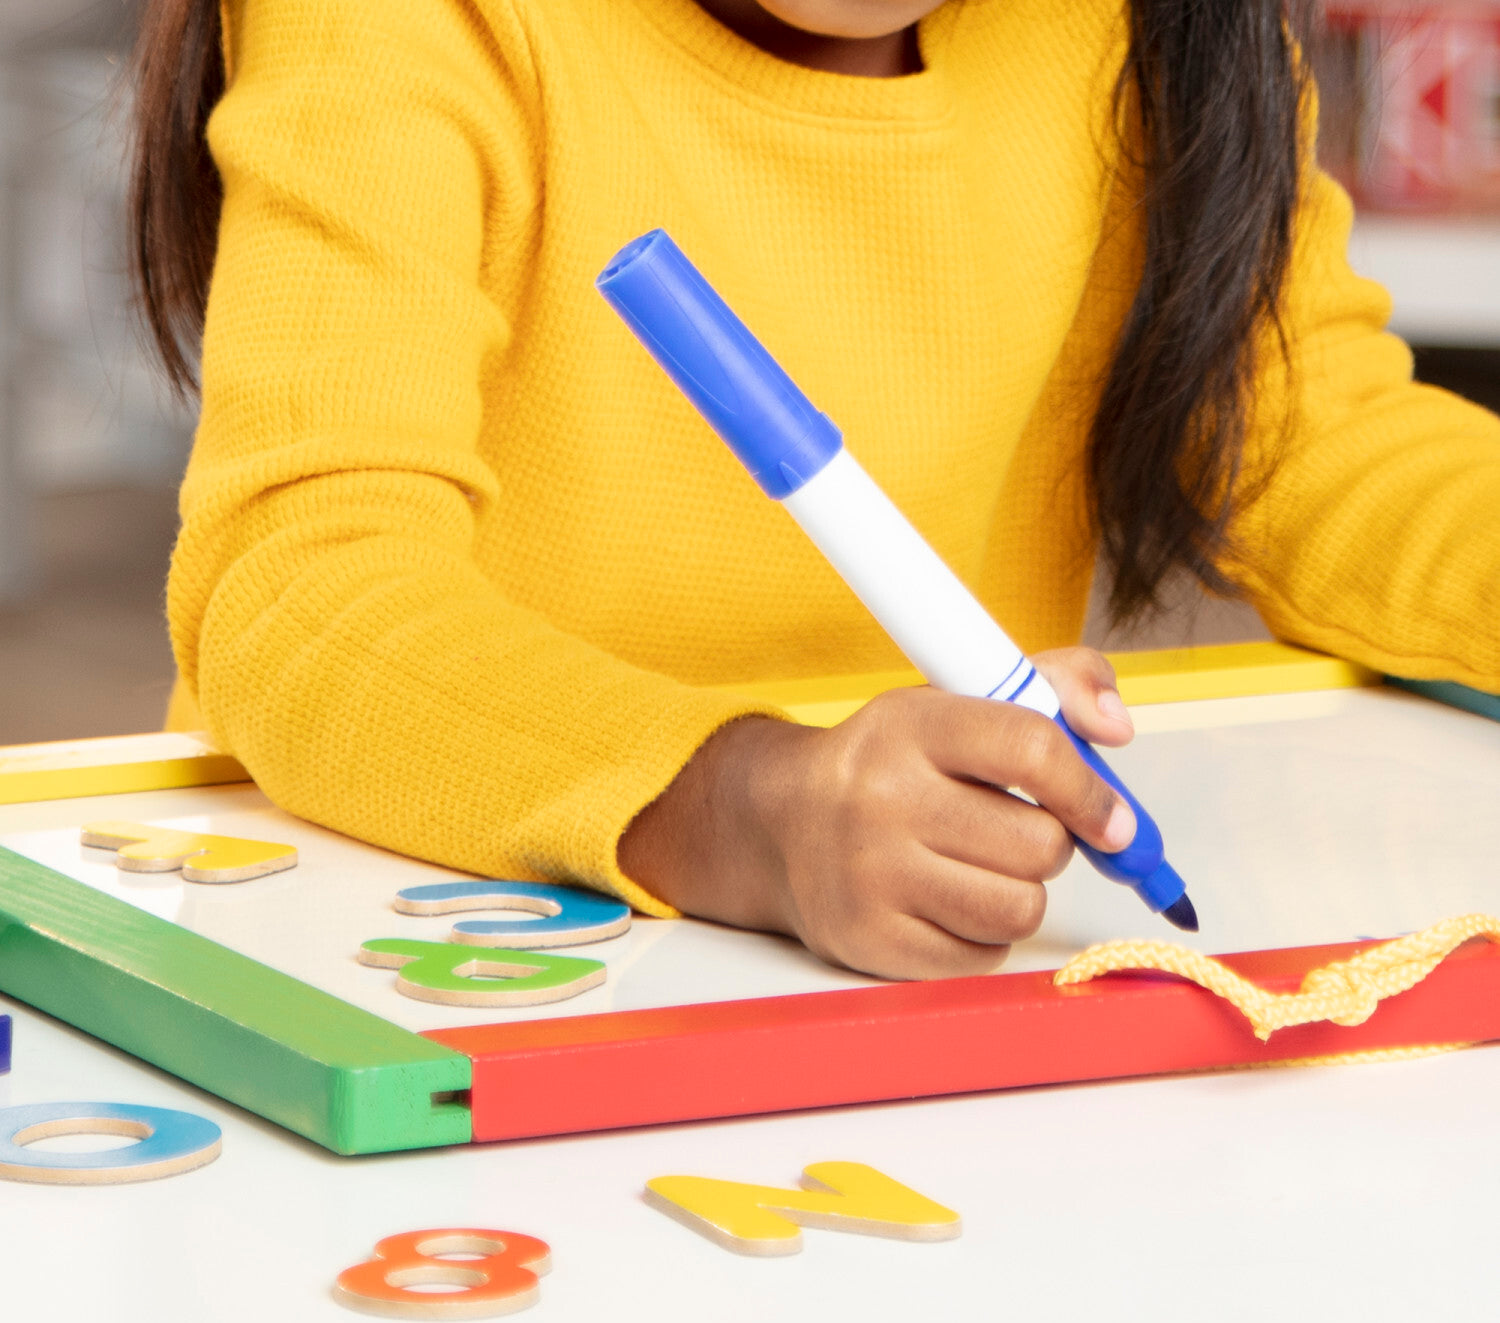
393, 880, 630, 949
333, 1228, 550, 1318
0, 1101, 222, 1185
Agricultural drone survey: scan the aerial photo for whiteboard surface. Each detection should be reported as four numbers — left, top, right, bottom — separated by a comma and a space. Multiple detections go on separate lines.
1, 684, 1498, 1322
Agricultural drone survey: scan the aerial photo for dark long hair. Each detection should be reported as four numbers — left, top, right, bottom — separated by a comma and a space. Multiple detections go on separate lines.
128, 0, 1311, 623
1096, 1, 1311, 621
129, 0, 224, 397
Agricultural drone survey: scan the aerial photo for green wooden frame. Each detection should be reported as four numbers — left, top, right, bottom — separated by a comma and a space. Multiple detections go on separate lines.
0, 846, 471, 1155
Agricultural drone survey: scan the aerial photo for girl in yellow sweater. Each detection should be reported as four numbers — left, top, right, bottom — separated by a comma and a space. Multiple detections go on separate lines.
130, 0, 1500, 979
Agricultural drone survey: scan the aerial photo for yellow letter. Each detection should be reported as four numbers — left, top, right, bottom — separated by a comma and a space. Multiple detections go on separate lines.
82, 821, 297, 884
645, 1162, 960, 1255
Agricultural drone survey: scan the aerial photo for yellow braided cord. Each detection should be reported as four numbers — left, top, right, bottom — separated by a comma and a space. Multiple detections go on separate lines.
1053, 914, 1500, 1042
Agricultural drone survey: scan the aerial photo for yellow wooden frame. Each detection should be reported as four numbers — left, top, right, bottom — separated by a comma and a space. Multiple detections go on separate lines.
0, 642, 1374, 805
0, 733, 248, 806
735, 641, 1377, 729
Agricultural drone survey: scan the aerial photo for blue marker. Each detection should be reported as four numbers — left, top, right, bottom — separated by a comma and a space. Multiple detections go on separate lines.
597, 229, 1198, 931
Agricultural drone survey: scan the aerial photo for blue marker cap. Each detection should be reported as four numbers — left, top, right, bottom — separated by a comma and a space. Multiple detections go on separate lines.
596, 230, 843, 498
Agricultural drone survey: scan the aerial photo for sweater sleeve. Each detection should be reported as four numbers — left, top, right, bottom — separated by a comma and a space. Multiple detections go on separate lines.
1226, 163, 1500, 693
170, 0, 779, 912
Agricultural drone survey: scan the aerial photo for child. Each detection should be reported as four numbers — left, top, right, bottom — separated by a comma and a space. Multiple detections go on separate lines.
130, 0, 1500, 979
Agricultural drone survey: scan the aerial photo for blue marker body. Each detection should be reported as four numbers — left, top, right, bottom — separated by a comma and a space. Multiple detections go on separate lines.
597, 229, 1192, 924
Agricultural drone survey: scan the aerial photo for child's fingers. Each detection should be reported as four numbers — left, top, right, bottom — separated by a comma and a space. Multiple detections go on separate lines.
843, 911, 1025, 983
906, 850, 1049, 948
1032, 646, 1133, 747
794, 843, 1044, 981
910, 692, 1134, 855
914, 777, 1074, 883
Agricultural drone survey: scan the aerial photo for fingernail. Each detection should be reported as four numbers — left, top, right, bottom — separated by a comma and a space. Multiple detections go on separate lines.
1104, 799, 1136, 851
1098, 689, 1133, 731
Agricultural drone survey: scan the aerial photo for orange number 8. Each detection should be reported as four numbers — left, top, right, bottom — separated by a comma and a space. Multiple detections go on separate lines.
333, 1228, 551, 1318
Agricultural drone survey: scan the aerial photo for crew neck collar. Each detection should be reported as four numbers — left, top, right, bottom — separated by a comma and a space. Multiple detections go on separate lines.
629, 0, 963, 125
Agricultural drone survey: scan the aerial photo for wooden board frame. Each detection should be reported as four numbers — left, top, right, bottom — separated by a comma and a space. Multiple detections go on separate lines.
1389, 676, 1500, 723
0, 644, 1376, 811
0, 733, 248, 806
723, 640, 1380, 728
0, 847, 470, 1154
1, 641, 1495, 1155
429, 937, 1500, 1142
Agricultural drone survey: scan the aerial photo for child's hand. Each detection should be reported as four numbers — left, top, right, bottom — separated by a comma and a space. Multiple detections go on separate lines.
619, 647, 1136, 981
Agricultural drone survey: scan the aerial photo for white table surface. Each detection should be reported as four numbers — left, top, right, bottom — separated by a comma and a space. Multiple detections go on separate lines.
2, 684, 1498, 1321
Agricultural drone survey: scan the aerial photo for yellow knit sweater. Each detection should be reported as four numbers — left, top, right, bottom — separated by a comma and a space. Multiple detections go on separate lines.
170, 0, 1500, 912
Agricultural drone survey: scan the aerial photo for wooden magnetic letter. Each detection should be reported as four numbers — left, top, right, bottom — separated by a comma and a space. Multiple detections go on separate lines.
358, 939, 605, 1008
394, 880, 631, 949
81, 819, 297, 883
645, 1161, 962, 1255
0, 1101, 222, 1185
333, 1229, 550, 1318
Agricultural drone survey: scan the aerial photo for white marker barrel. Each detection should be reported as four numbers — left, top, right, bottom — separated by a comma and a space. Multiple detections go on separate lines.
782, 450, 1060, 718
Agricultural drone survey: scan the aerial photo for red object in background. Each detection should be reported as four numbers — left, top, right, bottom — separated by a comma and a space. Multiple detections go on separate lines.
1319, 2, 1500, 212
427, 937, 1500, 1143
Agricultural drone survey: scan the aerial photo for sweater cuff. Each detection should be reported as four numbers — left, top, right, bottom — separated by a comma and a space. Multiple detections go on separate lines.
524, 682, 789, 918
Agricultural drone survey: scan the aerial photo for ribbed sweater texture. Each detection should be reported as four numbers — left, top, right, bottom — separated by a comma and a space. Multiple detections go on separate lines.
169, 0, 1500, 911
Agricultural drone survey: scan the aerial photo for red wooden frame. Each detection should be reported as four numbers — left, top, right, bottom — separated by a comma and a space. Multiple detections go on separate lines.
426, 937, 1500, 1143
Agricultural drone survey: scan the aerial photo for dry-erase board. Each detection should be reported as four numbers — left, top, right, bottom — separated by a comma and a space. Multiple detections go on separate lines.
2, 643, 1497, 1155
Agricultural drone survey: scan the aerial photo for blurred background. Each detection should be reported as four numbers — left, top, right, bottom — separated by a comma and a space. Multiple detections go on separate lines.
0, 0, 1497, 747
1, 0, 193, 745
